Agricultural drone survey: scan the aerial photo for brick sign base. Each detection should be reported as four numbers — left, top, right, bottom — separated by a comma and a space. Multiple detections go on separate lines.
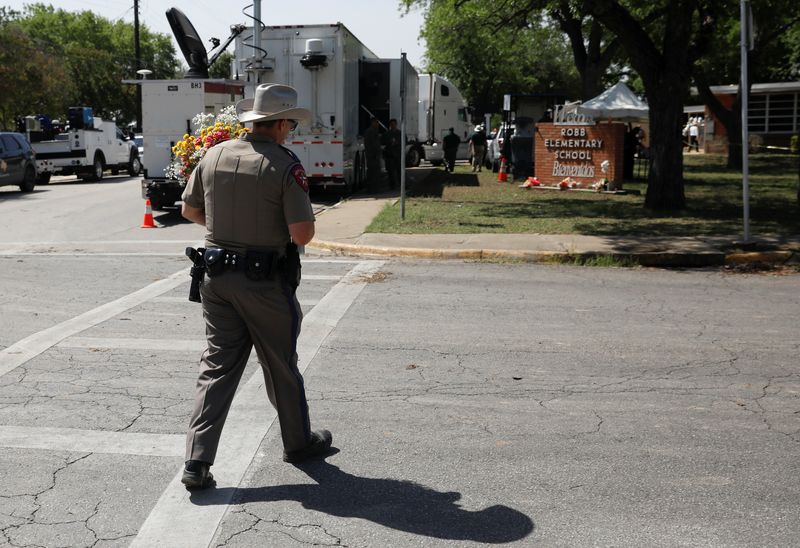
534, 122, 625, 186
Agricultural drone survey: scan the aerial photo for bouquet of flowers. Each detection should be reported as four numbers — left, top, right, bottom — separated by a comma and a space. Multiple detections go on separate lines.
165, 105, 249, 182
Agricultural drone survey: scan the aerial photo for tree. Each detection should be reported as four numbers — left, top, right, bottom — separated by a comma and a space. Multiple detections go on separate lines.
209, 51, 235, 79
405, 0, 627, 103
8, 3, 180, 125
546, 1, 625, 101
0, 20, 71, 129
585, 1, 722, 210
692, 0, 800, 168
403, 1, 581, 117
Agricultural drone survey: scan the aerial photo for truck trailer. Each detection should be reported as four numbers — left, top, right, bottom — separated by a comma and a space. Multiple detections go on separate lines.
418, 73, 473, 165
232, 23, 422, 192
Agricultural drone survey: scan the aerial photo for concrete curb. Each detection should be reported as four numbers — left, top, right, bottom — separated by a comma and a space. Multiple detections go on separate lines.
307, 240, 728, 267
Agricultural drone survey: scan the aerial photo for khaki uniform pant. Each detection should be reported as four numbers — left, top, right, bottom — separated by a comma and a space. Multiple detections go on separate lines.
185, 271, 311, 464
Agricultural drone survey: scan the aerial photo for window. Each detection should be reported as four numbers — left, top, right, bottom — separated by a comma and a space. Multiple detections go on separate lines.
748, 92, 798, 133
458, 108, 467, 122
1, 135, 20, 151
748, 95, 766, 132
767, 94, 795, 132
440, 84, 450, 97
11, 135, 28, 150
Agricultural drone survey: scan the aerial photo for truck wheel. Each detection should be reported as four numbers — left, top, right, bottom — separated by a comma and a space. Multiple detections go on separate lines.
406, 147, 421, 168
128, 154, 141, 177
83, 154, 104, 181
19, 166, 36, 192
36, 173, 51, 185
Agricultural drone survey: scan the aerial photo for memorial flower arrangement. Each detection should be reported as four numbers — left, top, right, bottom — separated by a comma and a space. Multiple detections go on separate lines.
165, 106, 249, 182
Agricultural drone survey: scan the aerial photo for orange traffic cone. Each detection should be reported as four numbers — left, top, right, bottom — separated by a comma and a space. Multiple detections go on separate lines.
497, 156, 508, 183
140, 198, 156, 228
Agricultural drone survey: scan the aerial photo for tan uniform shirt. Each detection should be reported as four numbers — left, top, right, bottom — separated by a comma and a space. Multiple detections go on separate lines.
182, 133, 314, 254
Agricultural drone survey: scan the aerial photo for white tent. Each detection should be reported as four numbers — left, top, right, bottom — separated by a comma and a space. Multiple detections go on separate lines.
577, 82, 649, 120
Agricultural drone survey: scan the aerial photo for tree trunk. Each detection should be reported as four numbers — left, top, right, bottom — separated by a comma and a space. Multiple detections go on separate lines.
645, 93, 686, 210
588, 0, 695, 210
726, 112, 743, 170
581, 63, 604, 102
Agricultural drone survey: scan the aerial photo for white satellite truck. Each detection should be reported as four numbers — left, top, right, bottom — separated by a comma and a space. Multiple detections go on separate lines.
132, 78, 245, 210
232, 22, 422, 192
418, 73, 473, 165
123, 8, 247, 209
25, 107, 139, 184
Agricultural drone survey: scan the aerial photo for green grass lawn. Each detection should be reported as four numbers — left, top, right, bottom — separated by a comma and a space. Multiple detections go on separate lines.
367, 154, 800, 237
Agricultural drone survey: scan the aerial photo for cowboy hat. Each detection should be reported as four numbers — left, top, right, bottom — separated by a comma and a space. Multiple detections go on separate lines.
236, 83, 311, 124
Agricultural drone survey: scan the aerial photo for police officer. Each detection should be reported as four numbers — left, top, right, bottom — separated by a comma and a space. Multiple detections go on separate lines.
180, 83, 332, 490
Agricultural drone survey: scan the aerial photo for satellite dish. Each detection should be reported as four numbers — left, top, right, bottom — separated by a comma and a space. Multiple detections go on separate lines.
166, 7, 209, 79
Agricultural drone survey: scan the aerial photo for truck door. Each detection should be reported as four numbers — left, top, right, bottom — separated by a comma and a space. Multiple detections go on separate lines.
114, 127, 129, 165
0, 135, 24, 184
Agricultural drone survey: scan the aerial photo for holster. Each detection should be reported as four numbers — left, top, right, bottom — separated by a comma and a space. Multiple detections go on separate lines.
280, 242, 301, 291
185, 247, 206, 303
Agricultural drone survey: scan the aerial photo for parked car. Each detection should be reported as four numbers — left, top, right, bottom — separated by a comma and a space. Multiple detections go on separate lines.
487, 123, 515, 172
0, 131, 37, 192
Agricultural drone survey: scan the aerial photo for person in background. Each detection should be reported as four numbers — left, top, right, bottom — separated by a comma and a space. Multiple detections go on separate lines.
363, 117, 383, 192
468, 125, 487, 172
443, 127, 460, 173
381, 118, 402, 189
689, 121, 700, 152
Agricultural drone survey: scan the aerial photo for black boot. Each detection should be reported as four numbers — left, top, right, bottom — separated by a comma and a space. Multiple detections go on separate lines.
283, 430, 333, 463
181, 460, 215, 490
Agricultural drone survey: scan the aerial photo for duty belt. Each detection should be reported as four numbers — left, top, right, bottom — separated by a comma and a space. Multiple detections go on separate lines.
204, 247, 281, 281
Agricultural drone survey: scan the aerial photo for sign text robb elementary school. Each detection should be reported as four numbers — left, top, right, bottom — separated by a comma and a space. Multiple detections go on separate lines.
544, 127, 603, 178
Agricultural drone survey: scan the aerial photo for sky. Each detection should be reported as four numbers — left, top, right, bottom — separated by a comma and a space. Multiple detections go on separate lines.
4, 0, 429, 67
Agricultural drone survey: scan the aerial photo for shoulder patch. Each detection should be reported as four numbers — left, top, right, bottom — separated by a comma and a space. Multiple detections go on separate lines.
290, 164, 309, 193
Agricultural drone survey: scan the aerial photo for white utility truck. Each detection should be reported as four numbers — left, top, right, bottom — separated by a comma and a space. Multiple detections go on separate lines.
418, 73, 473, 165
232, 23, 422, 192
133, 79, 245, 209
26, 108, 139, 184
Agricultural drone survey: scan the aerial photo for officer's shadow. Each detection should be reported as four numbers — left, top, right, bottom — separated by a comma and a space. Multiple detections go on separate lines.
191, 454, 535, 544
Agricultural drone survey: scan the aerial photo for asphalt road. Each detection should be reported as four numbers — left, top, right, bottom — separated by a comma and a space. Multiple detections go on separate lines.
0, 174, 798, 547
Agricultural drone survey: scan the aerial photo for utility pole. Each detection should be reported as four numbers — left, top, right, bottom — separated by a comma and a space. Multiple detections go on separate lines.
134, 0, 142, 132
740, 0, 751, 243
400, 52, 407, 220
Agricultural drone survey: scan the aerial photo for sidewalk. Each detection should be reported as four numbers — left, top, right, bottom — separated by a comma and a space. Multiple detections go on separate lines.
309, 192, 800, 267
